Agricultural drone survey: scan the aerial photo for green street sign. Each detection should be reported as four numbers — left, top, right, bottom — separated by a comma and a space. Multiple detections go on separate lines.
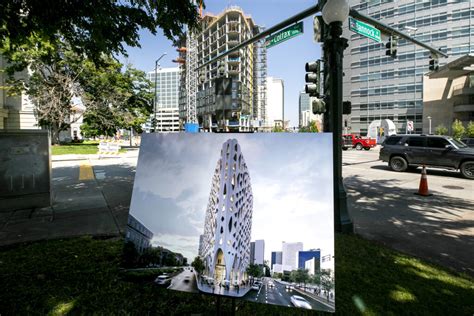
265, 21, 304, 49
349, 17, 381, 43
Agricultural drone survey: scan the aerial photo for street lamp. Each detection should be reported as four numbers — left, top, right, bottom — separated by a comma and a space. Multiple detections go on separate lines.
427, 116, 432, 134
322, 0, 354, 233
153, 52, 167, 132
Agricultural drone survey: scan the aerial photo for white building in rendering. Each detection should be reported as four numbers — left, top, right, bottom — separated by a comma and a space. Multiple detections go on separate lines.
266, 77, 284, 128
305, 257, 319, 276
282, 242, 303, 272
147, 67, 180, 132
200, 139, 253, 285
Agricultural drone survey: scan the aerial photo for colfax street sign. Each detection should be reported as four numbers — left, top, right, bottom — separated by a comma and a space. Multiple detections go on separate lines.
265, 21, 304, 49
349, 17, 381, 43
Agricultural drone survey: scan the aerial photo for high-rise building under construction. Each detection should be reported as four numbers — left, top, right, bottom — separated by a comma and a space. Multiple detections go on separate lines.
176, 7, 267, 132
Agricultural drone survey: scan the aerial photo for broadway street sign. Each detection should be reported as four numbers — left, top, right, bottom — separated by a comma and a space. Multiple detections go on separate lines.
265, 21, 304, 49
349, 17, 381, 43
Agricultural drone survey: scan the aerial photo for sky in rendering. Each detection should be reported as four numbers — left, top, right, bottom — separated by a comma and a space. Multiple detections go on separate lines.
129, 133, 334, 264
117, 0, 321, 127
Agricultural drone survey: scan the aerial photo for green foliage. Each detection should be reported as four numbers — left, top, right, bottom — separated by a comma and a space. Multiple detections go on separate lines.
435, 124, 448, 135
466, 121, 474, 138
191, 256, 205, 274
122, 241, 139, 268
290, 268, 310, 285
299, 120, 319, 133
246, 263, 263, 278
451, 119, 465, 140
0, 0, 201, 70
271, 126, 285, 133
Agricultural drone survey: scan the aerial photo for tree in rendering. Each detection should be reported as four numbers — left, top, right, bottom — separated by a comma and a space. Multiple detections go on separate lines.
451, 119, 465, 140
467, 121, 474, 138
319, 269, 334, 300
246, 264, 263, 280
191, 256, 205, 274
291, 268, 310, 289
435, 124, 448, 136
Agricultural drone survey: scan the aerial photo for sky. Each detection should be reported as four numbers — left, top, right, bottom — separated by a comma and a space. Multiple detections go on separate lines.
117, 0, 322, 127
129, 133, 334, 265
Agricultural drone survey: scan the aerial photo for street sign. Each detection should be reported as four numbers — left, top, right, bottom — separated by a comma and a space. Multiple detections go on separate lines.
407, 121, 414, 132
348, 17, 381, 43
265, 21, 304, 49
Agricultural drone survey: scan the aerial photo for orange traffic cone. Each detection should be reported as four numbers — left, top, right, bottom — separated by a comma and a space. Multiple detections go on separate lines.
415, 165, 432, 196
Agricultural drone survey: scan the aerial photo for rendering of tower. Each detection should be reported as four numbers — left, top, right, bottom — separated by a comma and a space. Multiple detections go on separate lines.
200, 139, 253, 285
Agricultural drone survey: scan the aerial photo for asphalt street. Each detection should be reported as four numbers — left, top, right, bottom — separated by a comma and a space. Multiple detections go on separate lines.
168, 269, 198, 293
343, 146, 474, 276
243, 278, 333, 312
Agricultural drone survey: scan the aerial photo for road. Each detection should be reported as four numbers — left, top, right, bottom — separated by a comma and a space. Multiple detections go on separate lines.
243, 278, 334, 312
168, 269, 198, 293
343, 147, 474, 276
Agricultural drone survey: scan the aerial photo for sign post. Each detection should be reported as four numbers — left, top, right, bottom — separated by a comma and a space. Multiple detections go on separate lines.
348, 17, 381, 43
265, 21, 304, 49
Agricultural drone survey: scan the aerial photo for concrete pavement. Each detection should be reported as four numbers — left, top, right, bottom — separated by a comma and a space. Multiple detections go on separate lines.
0, 149, 138, 246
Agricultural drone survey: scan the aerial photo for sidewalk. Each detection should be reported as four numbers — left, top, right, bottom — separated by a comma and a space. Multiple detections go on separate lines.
195, 274, 251, 298
52, 148, 139, 162
0, 154, 135, 247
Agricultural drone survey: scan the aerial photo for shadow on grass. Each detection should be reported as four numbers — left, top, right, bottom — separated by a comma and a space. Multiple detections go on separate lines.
344, 174, 474, 277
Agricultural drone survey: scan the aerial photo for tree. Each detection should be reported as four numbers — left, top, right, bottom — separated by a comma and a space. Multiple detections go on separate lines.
1, 0, 202, 71
191, 256, 205, 274
290, 268, 310, 289
272, 126, 285, 132
435, 124, 448, 136
451, 119, 465, 140
79, 58, 153, 137
300, 120, 319, 133
263, 260, 271, 277
122, 241, 139, 268
319, 269, 334, 301
246, 264, 263, 279
466, 121, 474, 138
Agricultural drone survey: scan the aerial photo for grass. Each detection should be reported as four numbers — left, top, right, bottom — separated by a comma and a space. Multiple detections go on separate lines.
0, 234, 472, 315
51, 141, 127, 155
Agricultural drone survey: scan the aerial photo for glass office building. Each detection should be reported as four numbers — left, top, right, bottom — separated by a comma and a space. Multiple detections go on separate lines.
147, 67, 180, 132
343, 0, 474, 135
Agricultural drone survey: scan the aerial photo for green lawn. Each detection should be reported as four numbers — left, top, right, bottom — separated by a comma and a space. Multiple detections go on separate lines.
0, 234, 472, 315
51, 141, 127, 155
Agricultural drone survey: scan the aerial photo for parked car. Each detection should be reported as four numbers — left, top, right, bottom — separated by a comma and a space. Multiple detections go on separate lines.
380, 134, 474, 179
461, 137, 474, 148
290, 295, 312, 309
154, 274, 172, 286
342, 134, 377, 150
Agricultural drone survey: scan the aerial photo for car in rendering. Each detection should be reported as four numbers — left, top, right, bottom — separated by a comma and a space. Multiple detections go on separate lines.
461, 138, 474, 148
268, 281, 275, 288
183, 276, 191, 283
290, 295, 312, 309
251, 282, 260, 290
154, 274, 172, 286
380, 134, 474, 179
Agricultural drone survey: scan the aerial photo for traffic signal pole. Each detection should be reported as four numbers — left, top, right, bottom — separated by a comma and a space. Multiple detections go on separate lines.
326, 21, 353, 233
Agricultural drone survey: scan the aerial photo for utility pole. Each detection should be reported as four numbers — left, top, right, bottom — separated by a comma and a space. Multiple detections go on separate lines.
153, 53, 167, 132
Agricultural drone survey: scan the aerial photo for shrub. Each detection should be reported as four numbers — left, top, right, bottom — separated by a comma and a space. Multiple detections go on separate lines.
451, 119, 465, 140
435, 124, 448, 135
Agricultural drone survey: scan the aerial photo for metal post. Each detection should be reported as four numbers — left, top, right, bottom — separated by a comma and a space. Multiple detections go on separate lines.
326, 21, 353, 233
153, 60, 158, 132
428, 116, 432, 134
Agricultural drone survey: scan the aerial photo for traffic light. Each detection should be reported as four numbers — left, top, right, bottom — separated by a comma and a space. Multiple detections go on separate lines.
343, 101, 352, 115
429, 54, 439, 71
305, 60, 322, 97
312, 97, 326, 114
385, 36, 398, 58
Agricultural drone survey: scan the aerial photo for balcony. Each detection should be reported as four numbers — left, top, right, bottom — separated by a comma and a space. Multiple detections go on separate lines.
453, 84, 474, 96
453, 103, 474, 113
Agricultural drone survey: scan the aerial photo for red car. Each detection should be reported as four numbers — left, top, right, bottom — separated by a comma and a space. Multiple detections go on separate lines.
342, 134, 377, 150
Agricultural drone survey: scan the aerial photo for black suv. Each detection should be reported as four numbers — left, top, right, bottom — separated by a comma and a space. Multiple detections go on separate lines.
379, 134, 474, 179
